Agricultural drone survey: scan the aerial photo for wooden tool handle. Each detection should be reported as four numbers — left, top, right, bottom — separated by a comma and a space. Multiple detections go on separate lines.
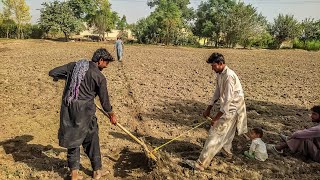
116, 123, 145, 145
95, 104, 145, 146
96, 105, 111, 118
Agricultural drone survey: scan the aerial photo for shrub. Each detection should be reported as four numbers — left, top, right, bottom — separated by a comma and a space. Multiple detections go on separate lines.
267, 39, 280, 49
29, 25, 45, 39
293, 38, 320, 51
305, 41, 320, 51
293, 38, 304, 49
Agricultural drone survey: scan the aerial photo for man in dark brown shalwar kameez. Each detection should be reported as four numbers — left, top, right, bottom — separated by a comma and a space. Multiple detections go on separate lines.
49, 48, 117, 180
268, 105, 320, 162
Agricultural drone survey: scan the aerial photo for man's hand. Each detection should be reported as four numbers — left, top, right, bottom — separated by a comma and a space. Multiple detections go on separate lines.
211, 117, 219, 126
210, 111, 223, 126
203, 110, 210, 118
211, 120, 217, 126
203, 105, 213, 118
108, 113, 117, 125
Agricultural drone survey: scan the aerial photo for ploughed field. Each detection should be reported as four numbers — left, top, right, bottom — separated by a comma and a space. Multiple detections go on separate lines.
0, 40, 319, 179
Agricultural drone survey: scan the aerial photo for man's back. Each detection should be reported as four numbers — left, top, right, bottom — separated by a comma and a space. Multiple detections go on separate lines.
72, 61, 105, 100
216, 66, 244, 114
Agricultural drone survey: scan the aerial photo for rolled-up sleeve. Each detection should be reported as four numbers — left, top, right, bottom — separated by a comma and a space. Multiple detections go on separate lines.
220, 76, 235, 117
97, 77, 113, 113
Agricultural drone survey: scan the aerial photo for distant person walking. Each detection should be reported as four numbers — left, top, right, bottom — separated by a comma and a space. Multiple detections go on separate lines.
186, 52, 247, 171
114, 37, 124, 61
49, 48, 117, 180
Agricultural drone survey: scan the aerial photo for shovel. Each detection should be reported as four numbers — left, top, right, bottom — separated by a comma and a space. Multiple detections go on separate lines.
95, 104, 157, 162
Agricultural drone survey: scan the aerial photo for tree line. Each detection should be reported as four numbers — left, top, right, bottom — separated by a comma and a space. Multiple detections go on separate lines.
0, 0, 128, 41
1, 0, 320, 50
133, 0, 320, 50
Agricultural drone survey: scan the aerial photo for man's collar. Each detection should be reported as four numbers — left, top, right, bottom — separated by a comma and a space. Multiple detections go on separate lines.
91, 61, 100, 70
218, 65, 228, 74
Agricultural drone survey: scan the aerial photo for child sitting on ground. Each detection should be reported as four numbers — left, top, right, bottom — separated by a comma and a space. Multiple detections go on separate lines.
244, 127, 268, 161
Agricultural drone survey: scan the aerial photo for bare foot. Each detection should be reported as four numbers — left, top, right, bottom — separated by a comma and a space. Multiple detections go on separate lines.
221, 148, 233, 159
70, 170, 83, 180
185, 160, 205, 171
93, 169, 110, 179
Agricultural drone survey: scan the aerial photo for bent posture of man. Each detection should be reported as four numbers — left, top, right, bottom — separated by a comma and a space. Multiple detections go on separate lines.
49, 48, 117, 180
269, 105, 320, 162
186, 52, 247, 170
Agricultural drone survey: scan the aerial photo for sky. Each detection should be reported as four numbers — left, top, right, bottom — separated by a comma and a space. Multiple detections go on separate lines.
15, 0, 320, 24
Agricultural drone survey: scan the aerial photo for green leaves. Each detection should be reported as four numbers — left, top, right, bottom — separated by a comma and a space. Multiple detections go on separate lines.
88, 0, 117, 38
1, 0, 31, 38
68, 0, 99, 19
147, 0, 194, 21
270, 14, 300, 47
301, 18, 320, 41
133, 0, 187, 45
192, 0, 273, 48
39, 1, 83, 41
117, 15, 128, 31
193, 0, 236, 47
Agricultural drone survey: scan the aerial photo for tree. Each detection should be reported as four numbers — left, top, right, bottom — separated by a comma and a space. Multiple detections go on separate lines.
132, 16, 160, 44
144, 0, 199, 45
225, 2, 267, 48
1, 6, 15, 38
117, 15, 127, 31
142, 0, 183, 45
147, 0, 194, 22
316, 20, 320, 40
156, 0, 182, 44
301, 18, 320, 42
88, 0, 116, 40
1, 0, 31, 38
39, 1, 83, 41
0, 12, 3, 24
68, 0, 99, 19
269, 14, 301, 48
26, 24, 44, 39
193, 0, 236, 47
0, 18, 16, 38
133, 0, 199, 45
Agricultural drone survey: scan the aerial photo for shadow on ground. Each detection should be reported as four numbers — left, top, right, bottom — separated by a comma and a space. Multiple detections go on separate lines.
109, 131, 202, 158
108, 98, 317, 179
111, 148, 152, 178
0, 135, 90, 179
108, 131, 202, 178
139, 97, 312, 156
141, 98, 310, 132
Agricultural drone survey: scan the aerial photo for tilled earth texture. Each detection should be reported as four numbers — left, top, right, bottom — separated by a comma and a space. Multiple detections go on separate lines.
0, 40, 320, 180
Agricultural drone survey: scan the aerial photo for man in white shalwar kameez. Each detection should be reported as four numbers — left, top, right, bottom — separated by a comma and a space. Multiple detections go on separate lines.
186, 52, 247, 171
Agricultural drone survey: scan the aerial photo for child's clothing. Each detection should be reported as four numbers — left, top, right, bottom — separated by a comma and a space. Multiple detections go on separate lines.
244, 138, 268, 161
